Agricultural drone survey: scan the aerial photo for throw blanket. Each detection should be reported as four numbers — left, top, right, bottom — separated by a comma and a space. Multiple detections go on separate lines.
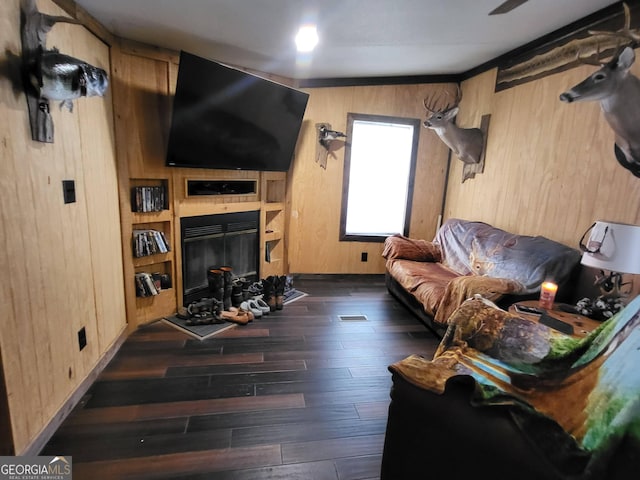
433, 275, 522, 324
390, 295, 640, 479
436, 218, 581, 293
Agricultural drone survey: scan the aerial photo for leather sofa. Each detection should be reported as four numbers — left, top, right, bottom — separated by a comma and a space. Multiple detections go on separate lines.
380, 295, 640, 480
383, 218, 581, 335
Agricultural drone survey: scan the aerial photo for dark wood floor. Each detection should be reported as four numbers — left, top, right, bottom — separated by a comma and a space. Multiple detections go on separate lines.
42, 275, 440, 480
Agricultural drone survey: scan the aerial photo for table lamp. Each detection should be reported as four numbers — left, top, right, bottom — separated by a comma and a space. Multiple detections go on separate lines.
580, 220, 640, 299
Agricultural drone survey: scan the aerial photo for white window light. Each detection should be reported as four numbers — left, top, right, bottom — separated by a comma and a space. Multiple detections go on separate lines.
340, 113, 420, 241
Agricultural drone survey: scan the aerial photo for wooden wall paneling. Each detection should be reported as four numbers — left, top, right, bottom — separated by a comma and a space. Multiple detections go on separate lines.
71, 17, 127, 352
287, 83, 451, 274
0, 67, 43, 455
113, 52, 173, 179
15, 0, 96, 450
1, 1, 74, 451
444, 59, 640, 249
1, 0, 123, 452
112, 47, 177, 329
288, 86, 354, 274
1, 0, 43, 452
40, 6, 98, 413
111, 46, 139, 333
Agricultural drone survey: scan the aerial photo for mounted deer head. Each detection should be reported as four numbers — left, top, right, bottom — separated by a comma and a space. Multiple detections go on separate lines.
423, 85, 484, 165
559, 3, 640, 177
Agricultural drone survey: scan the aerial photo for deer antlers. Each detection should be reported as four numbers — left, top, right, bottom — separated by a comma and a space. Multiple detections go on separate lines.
577, 3, 640, 66
588, 3, 640, 44
423, 84, 462, 114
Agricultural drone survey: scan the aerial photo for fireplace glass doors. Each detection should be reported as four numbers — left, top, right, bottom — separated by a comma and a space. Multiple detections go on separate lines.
180, 211, 259, 306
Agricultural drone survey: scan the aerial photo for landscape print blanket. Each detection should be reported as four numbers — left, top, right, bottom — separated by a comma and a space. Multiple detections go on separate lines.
390, 295, 640, 479
435, 218, 581, 294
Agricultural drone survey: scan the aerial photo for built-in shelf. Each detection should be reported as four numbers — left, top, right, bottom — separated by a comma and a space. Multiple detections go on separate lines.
130, 179, 169, 212
264, 230, 281, 242
260, 172, 287, 278
127, 178, 176, 326
132, 209, 172, 223
263, 202, 285, 212
132, 251, 173, 268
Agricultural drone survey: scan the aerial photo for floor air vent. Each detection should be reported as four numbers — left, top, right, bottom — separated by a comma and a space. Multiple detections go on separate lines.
338, 314, 368, 322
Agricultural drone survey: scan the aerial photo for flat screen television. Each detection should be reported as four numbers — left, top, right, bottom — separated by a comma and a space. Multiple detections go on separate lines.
166, 51, 309, 171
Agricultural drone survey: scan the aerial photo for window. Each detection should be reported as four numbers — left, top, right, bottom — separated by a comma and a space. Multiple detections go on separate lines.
340, 113, 420, 242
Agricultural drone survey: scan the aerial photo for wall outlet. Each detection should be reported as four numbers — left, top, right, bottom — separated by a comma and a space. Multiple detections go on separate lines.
361, 252, 368, 262
78, 327, 87, 351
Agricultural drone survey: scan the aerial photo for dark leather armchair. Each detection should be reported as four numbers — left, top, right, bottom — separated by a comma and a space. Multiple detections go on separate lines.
380, 295, 640, 480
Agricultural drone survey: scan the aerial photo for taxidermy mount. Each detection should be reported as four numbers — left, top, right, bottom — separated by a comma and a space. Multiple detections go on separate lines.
559, 3, 640, 178
20, 0, 109, 143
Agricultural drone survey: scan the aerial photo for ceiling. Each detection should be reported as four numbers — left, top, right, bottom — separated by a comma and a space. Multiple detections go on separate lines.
74, 0, 621, 80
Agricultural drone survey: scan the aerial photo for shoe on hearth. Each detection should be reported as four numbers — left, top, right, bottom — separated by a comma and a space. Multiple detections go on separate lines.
207, 269, 225, 301
232, 278, 245, 307
274, 275, 286, 310
241, 300, 262, 319
176, 306, 190, 320
262, 277, 276, 312
252, 297, 270, 315
220, 307, 251, 325
248, 281, 263, 297
238, 306, 255, 322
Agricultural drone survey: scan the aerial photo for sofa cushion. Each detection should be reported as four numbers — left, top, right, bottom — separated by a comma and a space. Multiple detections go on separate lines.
435, 218, 581, 293
386, 259, 459, 316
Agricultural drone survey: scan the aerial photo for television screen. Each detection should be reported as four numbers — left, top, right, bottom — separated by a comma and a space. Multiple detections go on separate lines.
166, 51, 309, 171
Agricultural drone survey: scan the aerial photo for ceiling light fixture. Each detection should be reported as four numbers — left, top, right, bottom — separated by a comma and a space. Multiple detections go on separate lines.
295, 24, 318, 52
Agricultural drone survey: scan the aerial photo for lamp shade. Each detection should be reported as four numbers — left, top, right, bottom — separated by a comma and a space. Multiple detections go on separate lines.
580, 221, 640, 275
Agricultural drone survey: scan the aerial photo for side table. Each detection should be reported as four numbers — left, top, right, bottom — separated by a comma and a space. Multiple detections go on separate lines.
509, 300, 601, 338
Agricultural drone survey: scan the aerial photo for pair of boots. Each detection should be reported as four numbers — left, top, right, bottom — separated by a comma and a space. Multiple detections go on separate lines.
231, 277, 252, 307
207, 266, 233, 310
262, 275, 287, 312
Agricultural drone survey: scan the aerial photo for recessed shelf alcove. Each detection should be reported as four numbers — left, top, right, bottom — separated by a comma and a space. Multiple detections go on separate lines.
186, 179, 258, 197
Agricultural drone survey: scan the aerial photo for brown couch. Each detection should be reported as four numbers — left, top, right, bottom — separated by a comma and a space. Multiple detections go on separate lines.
383, 218, 581, 335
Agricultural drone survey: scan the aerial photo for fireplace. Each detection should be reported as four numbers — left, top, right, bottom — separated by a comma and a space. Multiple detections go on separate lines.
180, 210, 259, 306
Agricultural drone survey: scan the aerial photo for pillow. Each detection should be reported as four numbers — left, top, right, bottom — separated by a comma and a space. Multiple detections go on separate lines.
382, 234, 442, 262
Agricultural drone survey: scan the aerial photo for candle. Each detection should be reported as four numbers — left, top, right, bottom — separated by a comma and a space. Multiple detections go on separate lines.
539, 281, 558, 309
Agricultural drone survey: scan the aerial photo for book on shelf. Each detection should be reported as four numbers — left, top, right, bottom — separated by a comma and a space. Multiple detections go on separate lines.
135, 272, 158, 297
135, 272, 171, 297
131, 185, 168, 212
133, 229, 171, 257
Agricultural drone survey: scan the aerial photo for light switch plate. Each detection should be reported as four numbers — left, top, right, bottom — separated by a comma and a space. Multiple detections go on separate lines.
62, 180, 76, 204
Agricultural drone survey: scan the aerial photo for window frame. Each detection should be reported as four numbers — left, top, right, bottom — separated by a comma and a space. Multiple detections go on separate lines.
339, 113, 420, 243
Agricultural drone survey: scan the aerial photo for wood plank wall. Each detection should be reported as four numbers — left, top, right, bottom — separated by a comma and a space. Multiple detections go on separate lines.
446, 65, 640, 243
287, 84, 452, 274
289, 59, 640, 293
111, 44, 178, 329
0, 0, 126, 454
446, 64, 640, 299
